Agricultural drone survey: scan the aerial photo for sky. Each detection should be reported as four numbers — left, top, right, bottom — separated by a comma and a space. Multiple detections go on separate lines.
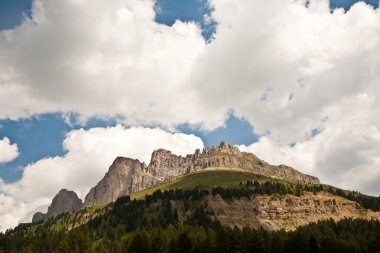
0, 0, 380, 231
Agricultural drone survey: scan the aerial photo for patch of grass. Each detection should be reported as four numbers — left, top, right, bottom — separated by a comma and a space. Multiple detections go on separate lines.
131, 169, 273, 200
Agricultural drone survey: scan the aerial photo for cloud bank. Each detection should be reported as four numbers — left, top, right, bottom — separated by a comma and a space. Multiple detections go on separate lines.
0, 137, 19, 163
0, 126, 203, 231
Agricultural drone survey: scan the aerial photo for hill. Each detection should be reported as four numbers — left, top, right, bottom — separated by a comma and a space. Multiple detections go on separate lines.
9, 169, 380, 233
3, 142, 380, 252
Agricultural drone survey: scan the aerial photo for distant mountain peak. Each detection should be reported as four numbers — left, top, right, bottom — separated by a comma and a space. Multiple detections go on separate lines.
32, 189, 83, 223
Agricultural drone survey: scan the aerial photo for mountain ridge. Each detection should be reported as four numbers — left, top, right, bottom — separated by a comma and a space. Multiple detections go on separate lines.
83, 141, 319, 207
32, 141, 319, 222
26, 169, 380, 233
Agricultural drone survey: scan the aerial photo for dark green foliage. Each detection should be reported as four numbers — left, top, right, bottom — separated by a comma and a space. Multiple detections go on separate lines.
2, 183, 380, 253
57, 230, 91, 253
1, 216, 380, 253
128, 231, 152, 253
211, 180, 295, 198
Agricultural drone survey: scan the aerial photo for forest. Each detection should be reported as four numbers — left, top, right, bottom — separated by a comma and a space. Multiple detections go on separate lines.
1, 181, 380, 253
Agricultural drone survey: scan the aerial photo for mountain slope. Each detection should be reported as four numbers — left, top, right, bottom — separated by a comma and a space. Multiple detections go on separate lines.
6, 142, 380, 252
131, 169, 380, 231
22, 169, 380, 234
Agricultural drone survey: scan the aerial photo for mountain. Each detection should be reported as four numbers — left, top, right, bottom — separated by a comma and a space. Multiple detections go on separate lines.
32, 189, 83, 222
29, 169, 380, 232
84, 141, 319, 207
4, 142, 380, 252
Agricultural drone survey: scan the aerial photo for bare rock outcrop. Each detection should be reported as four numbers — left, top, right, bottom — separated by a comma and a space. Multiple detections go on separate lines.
199, 192, 379, 231
32, 189, 83, 223
31, 212, 46, 223
84, 141, 319, 207
84, 157, 156, 207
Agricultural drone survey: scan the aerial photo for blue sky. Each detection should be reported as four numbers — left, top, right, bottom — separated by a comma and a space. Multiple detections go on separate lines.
330, 0, 379, 9
0, 0, 31, 30
0, 0, 378, 184
1, 0, 378, 32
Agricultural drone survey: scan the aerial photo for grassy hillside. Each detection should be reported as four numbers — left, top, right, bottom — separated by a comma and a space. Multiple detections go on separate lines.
131, 168, 275, 199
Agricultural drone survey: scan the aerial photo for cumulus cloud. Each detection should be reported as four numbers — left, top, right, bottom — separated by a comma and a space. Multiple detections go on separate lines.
1, 0, 380, 133
192, 0, 380, 140
0, 137, 19, 163
1, 0, 379, 134
240, 92, 380, 196
0, 0, 211, 126
0, 126, 203, 231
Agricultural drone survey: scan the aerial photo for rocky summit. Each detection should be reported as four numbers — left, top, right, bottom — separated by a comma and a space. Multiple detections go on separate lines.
32, 189, 83, 223
83, 141, 319, 207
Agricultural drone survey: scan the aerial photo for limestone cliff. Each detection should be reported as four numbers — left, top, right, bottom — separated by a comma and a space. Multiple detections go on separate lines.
32, 189, 83, 223
84, 141, 319, 207
84, 157, 156, 207
172, 192, 380, 231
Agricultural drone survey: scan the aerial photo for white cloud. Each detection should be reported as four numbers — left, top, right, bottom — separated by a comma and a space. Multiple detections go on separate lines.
191, 0, 380, 141
0, 137, 19, 163
0, 125, 203, 231
1, 0, 379, 133
239, 92, 380, 196
0, 0, 211, 126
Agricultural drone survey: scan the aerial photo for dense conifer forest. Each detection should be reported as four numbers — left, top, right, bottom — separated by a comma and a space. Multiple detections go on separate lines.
1, 181, 380, 253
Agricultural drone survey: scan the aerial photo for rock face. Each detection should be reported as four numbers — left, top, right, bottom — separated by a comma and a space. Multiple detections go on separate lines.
31, 212, 46, 223
84, 158, 154, 207
180, 192, 380, 231
32, 189, 83, 223
84, 141, 319, 207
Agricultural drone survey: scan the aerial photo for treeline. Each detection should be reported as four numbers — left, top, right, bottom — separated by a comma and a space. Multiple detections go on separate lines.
325, 187, 380, 211
144, 181, 308, 202
2, 217, 380, 253
96, 218, 380, 253
223, 180, 380, 212
138, 180, 380, 212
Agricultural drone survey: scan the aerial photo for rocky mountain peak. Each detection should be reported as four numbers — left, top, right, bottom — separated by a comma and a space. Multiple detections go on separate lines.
82, 141, 319, 207
219, 140, 229, 148
201, 140, 241, 157
149, 148, 178, 168
32, 189, 83, 223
